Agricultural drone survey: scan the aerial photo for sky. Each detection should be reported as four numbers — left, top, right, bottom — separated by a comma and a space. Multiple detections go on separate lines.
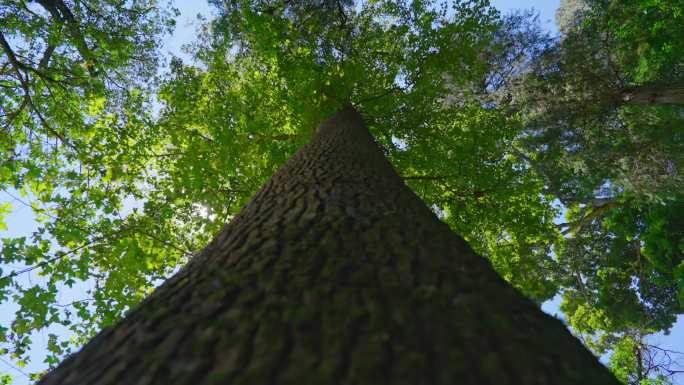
1, 0, 683, 384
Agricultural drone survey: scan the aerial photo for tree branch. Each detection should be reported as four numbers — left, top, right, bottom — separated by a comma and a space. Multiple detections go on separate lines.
0, 239, 98, 282
559, 200, 618, 236
0, 30, 76, 149
401, 173, 461, 181
39, 44, 56, 69
34, 0, 98, 76
621, 85, 684, 106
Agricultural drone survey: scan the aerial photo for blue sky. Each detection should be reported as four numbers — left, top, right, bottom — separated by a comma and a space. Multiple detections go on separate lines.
1, 0, 683, 384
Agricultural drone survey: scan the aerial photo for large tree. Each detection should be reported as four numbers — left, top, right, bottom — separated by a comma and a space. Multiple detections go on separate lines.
2, 0, 682, 382
2, 1, 564, 376
38, 105, 620, 385
508, 0, 684, 382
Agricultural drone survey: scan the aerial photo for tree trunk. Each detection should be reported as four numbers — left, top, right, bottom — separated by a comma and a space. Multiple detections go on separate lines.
38, 106, 620, 385
621, 85, 684, 106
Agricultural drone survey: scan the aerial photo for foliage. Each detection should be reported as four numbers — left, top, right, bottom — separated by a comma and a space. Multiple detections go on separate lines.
0, 0, 563, 377
0, 0, 178, 378
509, 0, 684, 383
515, 0, 684, 202
606, 333, 682, 385
154, 0, 564, 301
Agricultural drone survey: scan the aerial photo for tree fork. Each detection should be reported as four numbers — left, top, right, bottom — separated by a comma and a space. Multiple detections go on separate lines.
38, 106, 620, 384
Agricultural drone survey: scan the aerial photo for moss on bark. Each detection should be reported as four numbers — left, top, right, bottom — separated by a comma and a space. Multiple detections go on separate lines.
39, 106, 620, 385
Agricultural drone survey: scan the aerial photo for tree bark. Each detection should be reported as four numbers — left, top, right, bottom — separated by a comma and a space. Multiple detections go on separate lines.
621, 85, 684, 106
38, 106, 620, 385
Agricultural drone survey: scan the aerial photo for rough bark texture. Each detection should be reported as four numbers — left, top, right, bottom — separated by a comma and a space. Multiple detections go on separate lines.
39, 106, 620, 385
621, 85, 684, 106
